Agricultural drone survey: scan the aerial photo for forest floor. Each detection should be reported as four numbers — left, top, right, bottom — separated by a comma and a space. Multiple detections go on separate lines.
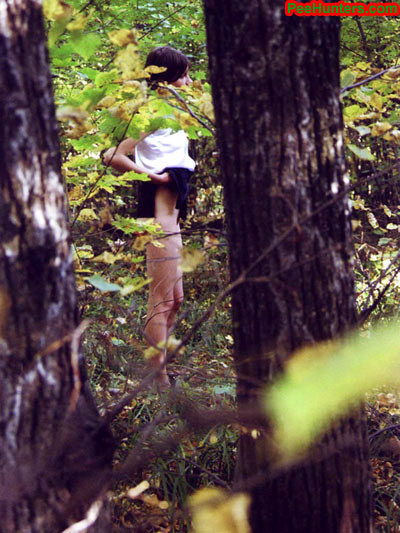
81, 223, 400, 532
87, 327, 400, 532
368, 390, 400, 532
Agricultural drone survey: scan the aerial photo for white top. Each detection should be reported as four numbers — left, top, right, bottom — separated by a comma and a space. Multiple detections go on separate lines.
135, 129, 196, 174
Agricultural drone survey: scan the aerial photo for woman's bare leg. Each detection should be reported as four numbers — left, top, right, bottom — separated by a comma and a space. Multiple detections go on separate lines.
145, 233, 182, 387
143, 185, 184, 387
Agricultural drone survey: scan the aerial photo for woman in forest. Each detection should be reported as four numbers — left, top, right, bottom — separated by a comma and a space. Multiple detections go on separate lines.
103, 46, 195, 389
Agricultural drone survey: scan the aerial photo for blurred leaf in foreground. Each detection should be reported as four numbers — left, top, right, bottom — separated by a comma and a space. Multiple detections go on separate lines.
265, 321, 400, 461
189, 487, 250, 533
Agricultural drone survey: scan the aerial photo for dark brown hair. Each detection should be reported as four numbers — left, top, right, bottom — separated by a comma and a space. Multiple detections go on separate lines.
145, 46, 190, 84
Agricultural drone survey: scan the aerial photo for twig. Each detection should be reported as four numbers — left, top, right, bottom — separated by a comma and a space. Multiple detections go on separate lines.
358, 255, 400, 325
370, 423, 400, 440
355, 17, 372, 64
161, 85, 216, 134
61, 499, 103, 533
137, 5, 187, 41
183, 456, 230, 488
341, 65, 400, 93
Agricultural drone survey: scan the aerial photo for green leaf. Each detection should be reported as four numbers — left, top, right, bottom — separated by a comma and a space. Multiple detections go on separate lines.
341, 69, 356, 88
343, 104, 365, 120
71, 32, 101, 61
347, 144, 375, 161
86, 275, 121, 292
48, 19, 69, 46
119, 171, 151, 182
95, 70, 119, 88
265, 320, 400, 461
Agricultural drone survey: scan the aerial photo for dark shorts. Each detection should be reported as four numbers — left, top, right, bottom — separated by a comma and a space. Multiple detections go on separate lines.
137, 167, 194, 221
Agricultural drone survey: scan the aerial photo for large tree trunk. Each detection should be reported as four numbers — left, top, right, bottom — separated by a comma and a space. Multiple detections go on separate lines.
203, 2, 372, 531
0, 1, 113, 531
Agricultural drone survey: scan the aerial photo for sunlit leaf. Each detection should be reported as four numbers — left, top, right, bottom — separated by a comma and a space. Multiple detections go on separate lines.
86, 275, 121, 292
370, 93, 383, 111
115, 44, 143, 79
67, 11, 92, 31
91, 251, 125, 265
266, 321, 400, 461
340, 69, 356, 88
145, 65, 167, 74
179, 248, 205, 272
43, 0, 72, 21
71, 32, 101, 61
347, 144, 375, 161
108, 29, 137, 47
189, 488, 251, 533
143, 336, 184, 360
120, 277, 152, 296
77, 208, 98, 221
371, 122, 392, 137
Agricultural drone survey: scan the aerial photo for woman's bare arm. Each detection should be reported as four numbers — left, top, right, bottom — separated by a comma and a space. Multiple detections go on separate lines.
103, 137, 170, 183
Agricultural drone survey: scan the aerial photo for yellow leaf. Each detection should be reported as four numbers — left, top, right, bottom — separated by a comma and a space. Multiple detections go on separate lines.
91, 251, 123, 265
115, 44, 143, 79
143, 345, 160, 360
371, 121, 392, 137
96, 96, 116, 109
145, 65, 167, 75
198, 93, 215, 121
383, 205, 393, 218
134, 235, 152, 251
77, 208, 98, 221
141, 494, 161, 507
108, 29, 137, 47
166, 336, 185, 355
113, 100, 144, 121
67, 11, 91, 31
143, 336, 184, 360
179, 248, 205, 272
69, 185, 84, 201
383, 129, 400, 143
56, 106, 88, 123
189, 488, 251, 533
174, 111, 199, 130
43, 0, 72, 21
209, 433, 218, 445
358, 111, 380, 120
370, 93, 383, 111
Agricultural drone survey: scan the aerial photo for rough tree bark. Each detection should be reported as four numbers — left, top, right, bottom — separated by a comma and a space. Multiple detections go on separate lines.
203, 2, 372, 532
0, 1, 113, 531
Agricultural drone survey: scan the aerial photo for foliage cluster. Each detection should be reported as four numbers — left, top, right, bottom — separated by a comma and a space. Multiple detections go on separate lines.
44, 0, 236, 530
45, 1, 400, 530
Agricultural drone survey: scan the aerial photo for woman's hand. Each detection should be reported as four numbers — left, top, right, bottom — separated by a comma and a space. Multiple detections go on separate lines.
149, 172, 171, 184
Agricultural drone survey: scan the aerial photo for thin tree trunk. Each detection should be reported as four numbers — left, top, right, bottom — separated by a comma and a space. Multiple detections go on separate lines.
0, 1, 113, 531
203, 1, 372, 531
